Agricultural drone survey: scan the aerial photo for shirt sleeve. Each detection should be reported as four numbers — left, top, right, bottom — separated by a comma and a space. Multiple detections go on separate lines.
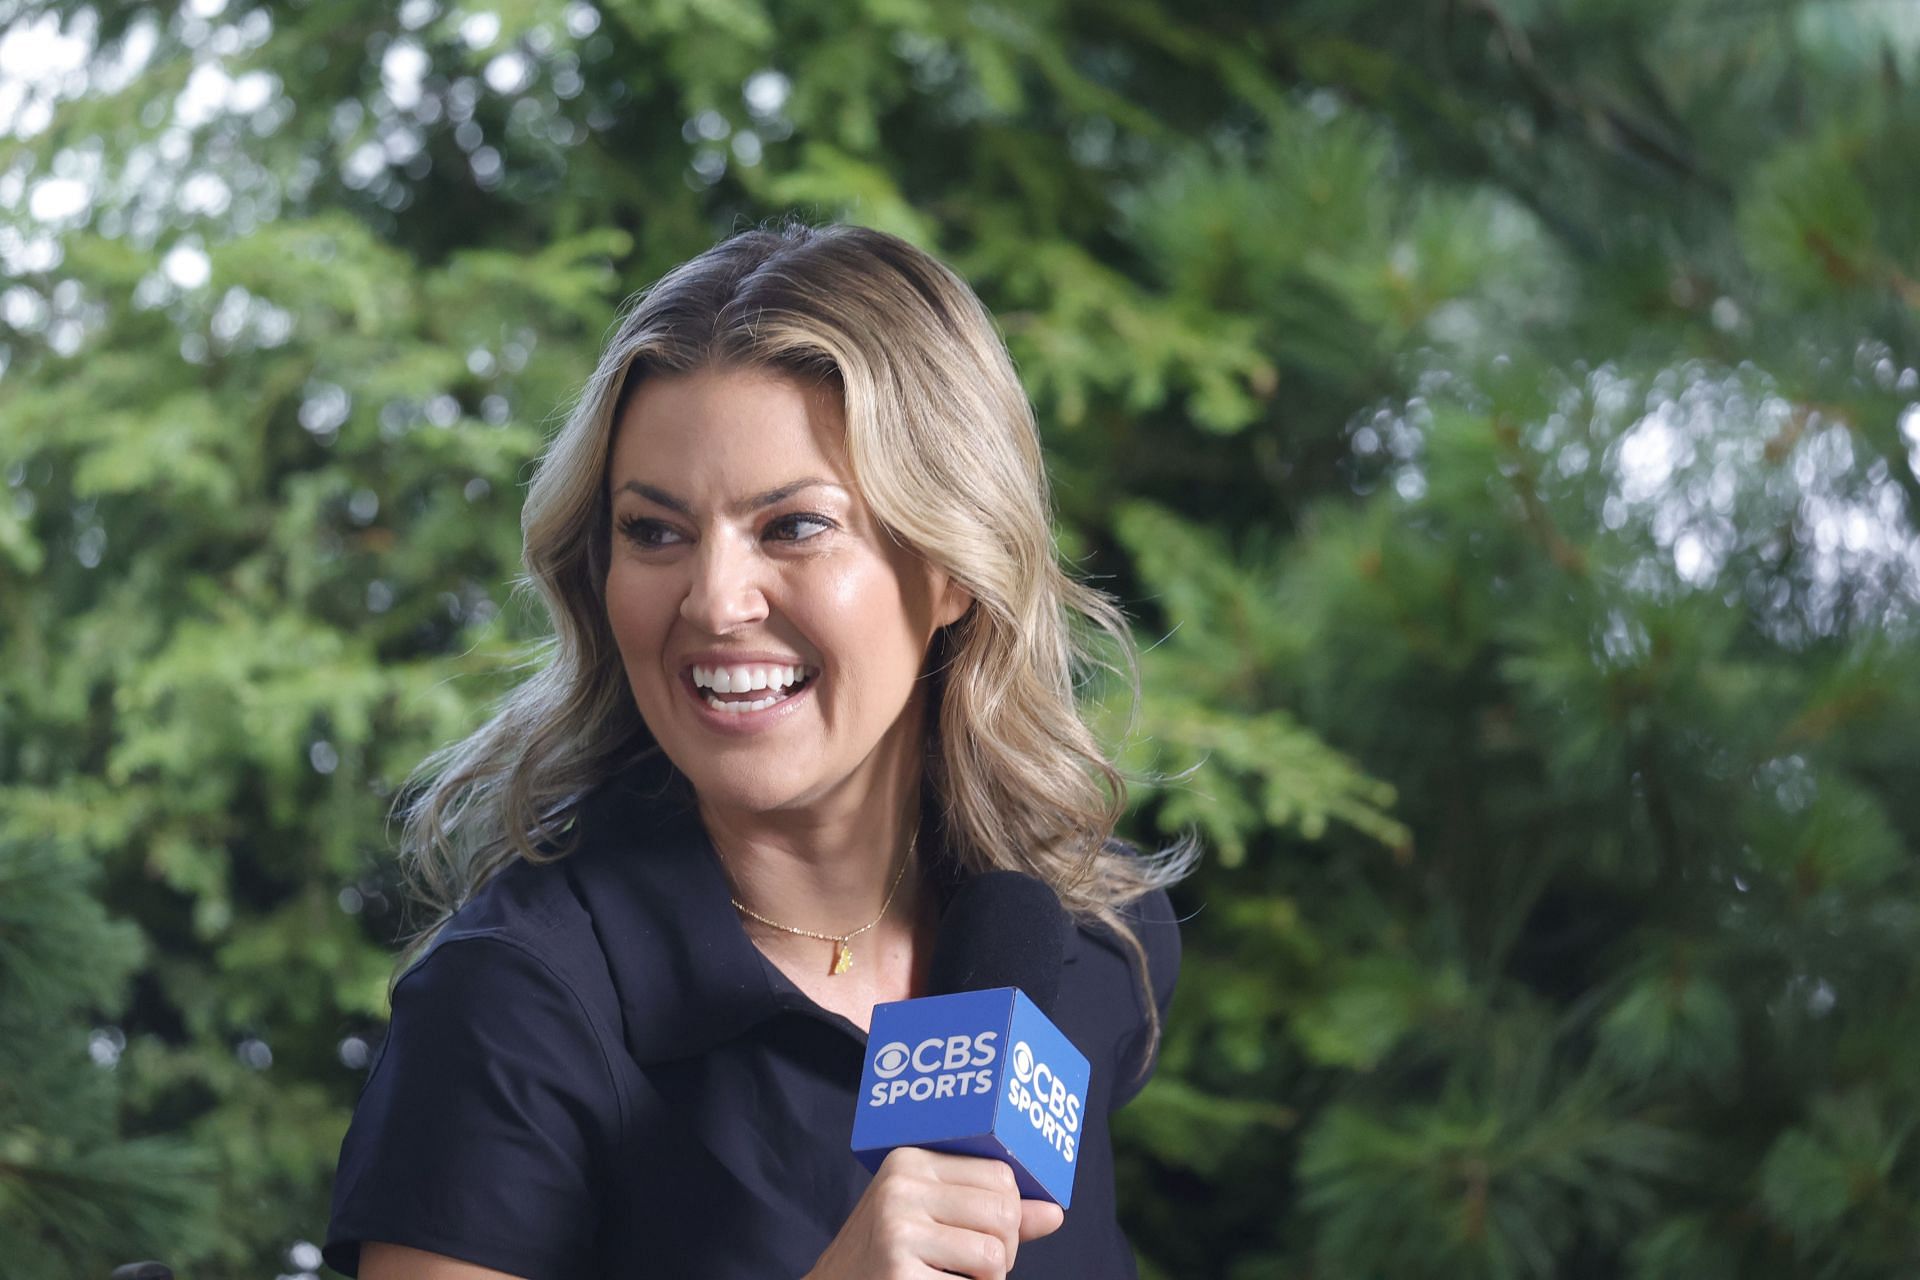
323, 934, 619, 1280
1108, 885, 1182, 1112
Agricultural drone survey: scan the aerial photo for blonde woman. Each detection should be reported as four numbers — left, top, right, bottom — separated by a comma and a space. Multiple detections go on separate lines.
323, 219, 1196, 1280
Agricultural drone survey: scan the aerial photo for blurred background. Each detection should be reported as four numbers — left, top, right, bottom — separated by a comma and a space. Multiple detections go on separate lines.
3, 0, 1919, 1276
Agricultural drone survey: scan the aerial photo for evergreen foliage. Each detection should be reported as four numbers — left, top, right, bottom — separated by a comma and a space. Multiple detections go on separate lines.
1, 0, 1916, 1275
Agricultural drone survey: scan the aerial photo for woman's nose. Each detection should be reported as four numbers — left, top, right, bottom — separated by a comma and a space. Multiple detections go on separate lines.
679, 530, 770, 633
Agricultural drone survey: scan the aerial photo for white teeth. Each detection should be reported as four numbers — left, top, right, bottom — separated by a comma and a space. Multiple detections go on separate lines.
702, 691, 784, 714
693, 663, 811, 692
689, 662, 817, 716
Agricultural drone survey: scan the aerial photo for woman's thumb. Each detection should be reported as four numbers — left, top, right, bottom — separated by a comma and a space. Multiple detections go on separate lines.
1018, 1200, 1066, 1242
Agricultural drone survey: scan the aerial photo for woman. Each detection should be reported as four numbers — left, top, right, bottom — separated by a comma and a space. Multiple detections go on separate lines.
323, 220, 1197, 1279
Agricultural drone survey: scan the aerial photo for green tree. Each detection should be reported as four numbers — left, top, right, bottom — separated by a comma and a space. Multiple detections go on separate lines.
0, 837, 218, 1270
1, 0, 1915, 1276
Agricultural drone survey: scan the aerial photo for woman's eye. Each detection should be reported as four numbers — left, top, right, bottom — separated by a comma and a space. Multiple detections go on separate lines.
771, 512, 834, 542
616, 512, 834, 549
617, 517, 680, 548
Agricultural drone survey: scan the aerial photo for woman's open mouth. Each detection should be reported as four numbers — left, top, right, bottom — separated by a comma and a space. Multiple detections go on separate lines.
680, 663, 819, 733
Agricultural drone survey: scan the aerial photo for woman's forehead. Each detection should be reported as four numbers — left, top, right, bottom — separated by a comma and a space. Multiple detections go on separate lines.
609, 367, 855, 486
606, 368, 871, 514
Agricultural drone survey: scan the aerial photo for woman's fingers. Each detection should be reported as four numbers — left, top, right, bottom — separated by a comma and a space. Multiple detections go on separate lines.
919, 1162, 1066, 1271
921, 1182, 1022, 1273
920, 1148, 1021, 1195
805, 1149, 1063, 1280
918, 1220, 1015, 1278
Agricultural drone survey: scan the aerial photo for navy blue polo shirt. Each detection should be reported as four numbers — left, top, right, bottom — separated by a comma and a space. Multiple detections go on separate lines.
324, 748, 1180, 1279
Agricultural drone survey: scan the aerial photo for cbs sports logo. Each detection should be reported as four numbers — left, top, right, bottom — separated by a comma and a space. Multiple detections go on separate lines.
867, 1031, 999, 1106
1005, 1040, 1081, 1163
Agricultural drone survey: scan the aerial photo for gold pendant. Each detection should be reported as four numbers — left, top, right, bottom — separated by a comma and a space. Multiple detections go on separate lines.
831, 940, 853, 975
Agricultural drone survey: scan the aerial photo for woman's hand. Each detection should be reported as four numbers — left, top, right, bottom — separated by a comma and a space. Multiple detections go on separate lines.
805, 1147, 1066, 1279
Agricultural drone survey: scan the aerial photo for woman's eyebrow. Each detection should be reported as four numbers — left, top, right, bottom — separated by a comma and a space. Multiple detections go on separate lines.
615, 477, 846, 516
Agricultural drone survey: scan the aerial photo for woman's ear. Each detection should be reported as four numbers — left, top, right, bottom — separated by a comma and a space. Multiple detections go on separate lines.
933, 573, 975, 631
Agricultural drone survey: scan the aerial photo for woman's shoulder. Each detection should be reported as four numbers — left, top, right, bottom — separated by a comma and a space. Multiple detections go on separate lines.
394, 829, 628, 1055
365, 837, 636, 1148
390, 851, 623, 1070
1085, 837, 1184, 976
1119, 882, 1181, 994
1057, 843, 1183, 1025
419, 765, 654, 970
329, 868, 623, 1280
433, 841, 592, 951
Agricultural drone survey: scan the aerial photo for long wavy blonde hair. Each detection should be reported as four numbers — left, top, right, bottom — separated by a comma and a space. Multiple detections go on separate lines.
392, 217, 1200, 1079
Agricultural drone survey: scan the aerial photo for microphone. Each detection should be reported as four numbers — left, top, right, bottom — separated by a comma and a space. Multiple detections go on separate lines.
850, 871, 1090, 1207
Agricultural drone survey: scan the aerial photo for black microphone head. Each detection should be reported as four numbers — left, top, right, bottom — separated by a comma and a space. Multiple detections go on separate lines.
927, 870, 1071, 1017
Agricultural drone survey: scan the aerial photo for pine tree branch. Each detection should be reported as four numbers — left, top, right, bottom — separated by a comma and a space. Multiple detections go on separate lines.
1632, 737, 1687, 897
1492, 414, 1589, 576
1453, 0, 1732, 201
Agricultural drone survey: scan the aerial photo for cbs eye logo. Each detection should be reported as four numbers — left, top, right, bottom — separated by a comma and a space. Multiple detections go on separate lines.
1011, 1041, 1035, 1082
874, 1042, 913, 1080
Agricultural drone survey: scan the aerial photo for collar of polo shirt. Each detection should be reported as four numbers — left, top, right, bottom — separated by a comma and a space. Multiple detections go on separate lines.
560, 747, 1071, 1066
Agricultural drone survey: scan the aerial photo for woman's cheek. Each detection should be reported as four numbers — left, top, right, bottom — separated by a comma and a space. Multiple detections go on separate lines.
603, 567, 662, 668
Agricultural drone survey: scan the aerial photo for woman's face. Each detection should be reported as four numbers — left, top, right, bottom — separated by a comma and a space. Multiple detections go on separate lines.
603, 366, 972, 816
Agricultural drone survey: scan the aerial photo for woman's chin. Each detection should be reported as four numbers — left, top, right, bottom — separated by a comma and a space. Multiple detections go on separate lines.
674, 759, 816, 815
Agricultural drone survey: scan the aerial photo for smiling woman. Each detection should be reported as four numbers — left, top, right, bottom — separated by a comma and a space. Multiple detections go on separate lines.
604, 368, 973, 840
324, 219, 1198, 1280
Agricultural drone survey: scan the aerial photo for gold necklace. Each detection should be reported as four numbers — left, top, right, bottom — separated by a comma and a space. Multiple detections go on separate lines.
724, 828, 917, 976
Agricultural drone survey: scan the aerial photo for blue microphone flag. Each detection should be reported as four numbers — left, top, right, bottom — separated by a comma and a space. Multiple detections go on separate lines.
850, 986, 1090, 1207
